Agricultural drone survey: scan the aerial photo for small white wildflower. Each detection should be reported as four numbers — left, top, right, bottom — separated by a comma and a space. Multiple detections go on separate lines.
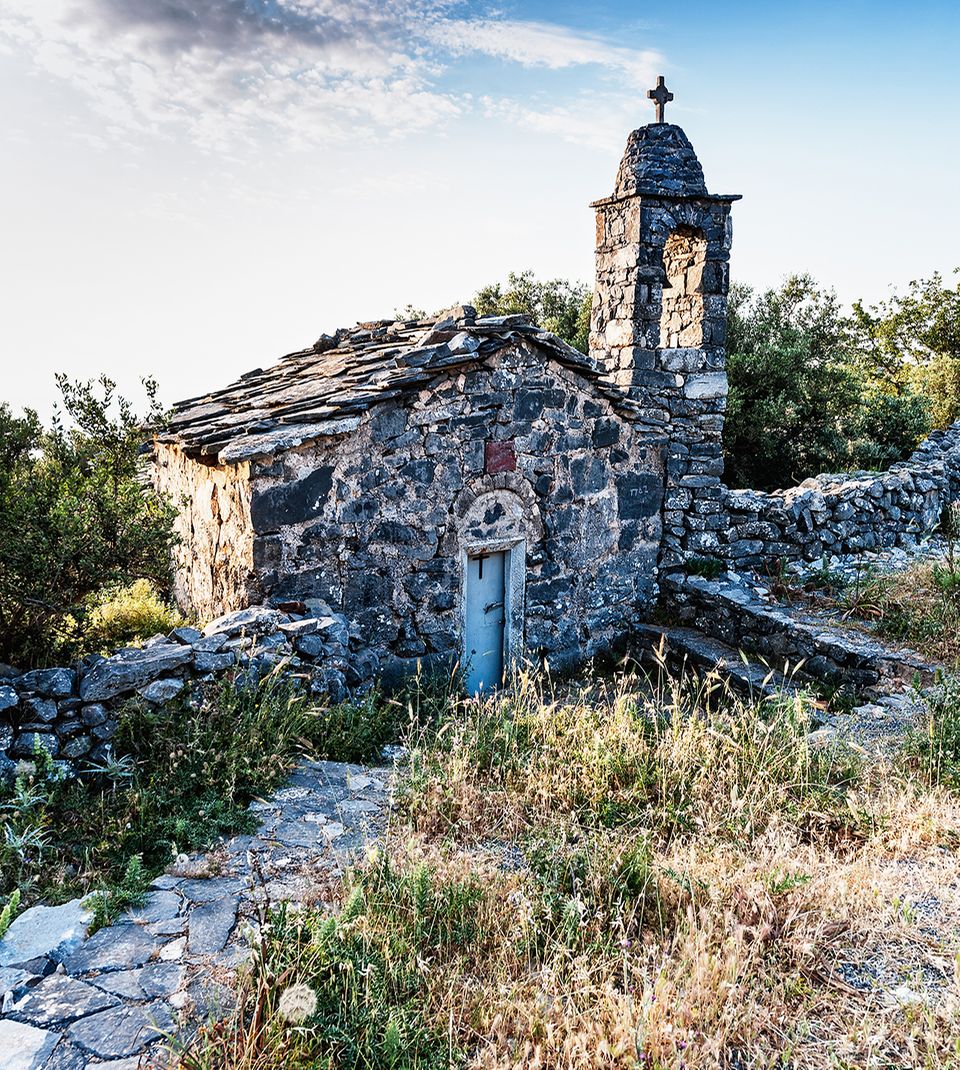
277, 982, 317, 1024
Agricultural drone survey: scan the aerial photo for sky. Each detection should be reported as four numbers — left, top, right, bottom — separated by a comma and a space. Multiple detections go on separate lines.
2, 0, 959, 415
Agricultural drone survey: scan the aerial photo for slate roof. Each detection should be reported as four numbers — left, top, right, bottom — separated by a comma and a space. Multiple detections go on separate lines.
158, 307, 641, 465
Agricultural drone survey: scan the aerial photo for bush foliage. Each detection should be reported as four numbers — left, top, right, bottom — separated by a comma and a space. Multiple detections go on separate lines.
473, 270, 592, 353
724, 275, 931, 489
0, 375, 177, 668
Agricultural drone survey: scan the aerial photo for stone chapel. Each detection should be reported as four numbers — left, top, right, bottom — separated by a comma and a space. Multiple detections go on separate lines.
153, 84, 739, 690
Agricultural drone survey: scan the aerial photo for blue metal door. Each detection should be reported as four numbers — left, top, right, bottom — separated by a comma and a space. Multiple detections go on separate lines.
464, 550, 506, 694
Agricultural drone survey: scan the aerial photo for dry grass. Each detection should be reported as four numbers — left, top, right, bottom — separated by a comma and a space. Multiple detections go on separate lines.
844, 559, 960, 667
174, 664, 960, 1070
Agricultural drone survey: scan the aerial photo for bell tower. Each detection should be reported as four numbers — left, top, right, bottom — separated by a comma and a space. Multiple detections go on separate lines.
589, 79, 741, 564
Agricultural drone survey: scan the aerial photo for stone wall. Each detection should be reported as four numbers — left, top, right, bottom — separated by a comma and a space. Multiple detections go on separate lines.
243, 343, 666, 677
152, 445, 255, 618
0, 606, 375, 783
713, 422, 960, 569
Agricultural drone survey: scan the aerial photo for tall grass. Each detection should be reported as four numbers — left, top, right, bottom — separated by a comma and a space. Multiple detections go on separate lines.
170, 663, 960, 1070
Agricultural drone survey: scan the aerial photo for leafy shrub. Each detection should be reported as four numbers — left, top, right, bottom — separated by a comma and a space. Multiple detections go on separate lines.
473, 270, 592, 353
844, 561, 960, 665
81, 580, 184, 654
182, 855, 482, 1070
683, 556, 725, 580
88, 854, 147, 932
724, 276, 930, 489
0, 674, 387, 908
304, 691, 405, 765
0, 889, 20, 938
0, 376, 177, 668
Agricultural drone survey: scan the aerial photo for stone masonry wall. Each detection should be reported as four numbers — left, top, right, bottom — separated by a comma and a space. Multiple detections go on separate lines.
714, 422, 960, 569
589, 188, 735, 568
152, 445, 255, 618
0, 605, 375, 783
243, 343, 666, 678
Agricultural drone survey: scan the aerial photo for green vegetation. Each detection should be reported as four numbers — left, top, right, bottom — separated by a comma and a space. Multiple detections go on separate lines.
905, 672, 960, 791
472, 270, 592, 353
177, 665, 960, 1069
724, 275, 931, 489
0, 675, 401, 919
0, 375, 178, 668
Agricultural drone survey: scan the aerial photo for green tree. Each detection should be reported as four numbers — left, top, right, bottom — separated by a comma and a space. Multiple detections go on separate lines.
724, 275, 929, 490
473, 270, 592, 353
0, 376, 177, 668
852, 270, 960, 428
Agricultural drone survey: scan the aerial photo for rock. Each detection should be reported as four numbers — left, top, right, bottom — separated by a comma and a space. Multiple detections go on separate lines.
38, 1040, 86, 1070
193, 650, 236, 673
122, 890, 182, 925
169, 626, 203, 644
188, 898, 238, 955
22, 697, 58, 724
15, 669, 76, 699
91, 962, 184, 1001
11, 732, 59, 759
0, 899, 92, 969
66, 999, 174, 1059
0, 686, 18, 713
178, 878, 243, 903
0, 966, 32, 998
138, 961, 185, 999
0, 1019, 59, 1070
279, 618, 319, 637
158, 936, 186, 962
202, 607, 285, 638
191, 633, 227, 653
806, 727, 838, 749
79, 645, 193, 703
294, 634, 324, 658
60, 735, 92, 760
61, 924, 160, 975
136, 678, 185, 704
7, 973, 118, 1025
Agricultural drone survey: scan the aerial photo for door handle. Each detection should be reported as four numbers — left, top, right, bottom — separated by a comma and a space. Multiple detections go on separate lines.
484, 601, 504, 613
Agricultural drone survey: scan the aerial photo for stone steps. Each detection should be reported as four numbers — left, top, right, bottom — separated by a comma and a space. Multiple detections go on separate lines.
660, 571, 940, 698
632, 622, 802, 700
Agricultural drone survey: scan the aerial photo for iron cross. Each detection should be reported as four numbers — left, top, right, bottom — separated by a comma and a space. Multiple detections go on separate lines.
647, 76, 674, 123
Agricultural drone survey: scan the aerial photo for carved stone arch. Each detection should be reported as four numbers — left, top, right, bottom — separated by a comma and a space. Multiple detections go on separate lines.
453, 472, 543, 544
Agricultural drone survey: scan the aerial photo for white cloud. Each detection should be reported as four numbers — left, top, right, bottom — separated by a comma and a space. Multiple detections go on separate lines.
429, 18, 663, 88
0, 1, 663, 150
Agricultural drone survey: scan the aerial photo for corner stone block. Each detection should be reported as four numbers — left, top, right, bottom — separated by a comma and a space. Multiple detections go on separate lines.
682, 372, 728, 400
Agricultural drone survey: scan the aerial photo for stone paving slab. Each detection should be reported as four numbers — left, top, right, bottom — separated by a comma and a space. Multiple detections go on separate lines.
0, 757, 393, 1069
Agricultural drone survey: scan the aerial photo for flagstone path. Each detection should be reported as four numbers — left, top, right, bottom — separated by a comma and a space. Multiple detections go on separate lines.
0, 759, 394, 1070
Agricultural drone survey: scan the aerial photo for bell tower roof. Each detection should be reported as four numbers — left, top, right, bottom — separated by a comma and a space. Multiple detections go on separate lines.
615, 122, 708, 198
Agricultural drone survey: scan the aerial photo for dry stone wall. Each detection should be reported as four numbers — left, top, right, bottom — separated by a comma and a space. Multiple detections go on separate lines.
714, 422, 960, 569
243, 343, 666, 678
0, 606, 375, 783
